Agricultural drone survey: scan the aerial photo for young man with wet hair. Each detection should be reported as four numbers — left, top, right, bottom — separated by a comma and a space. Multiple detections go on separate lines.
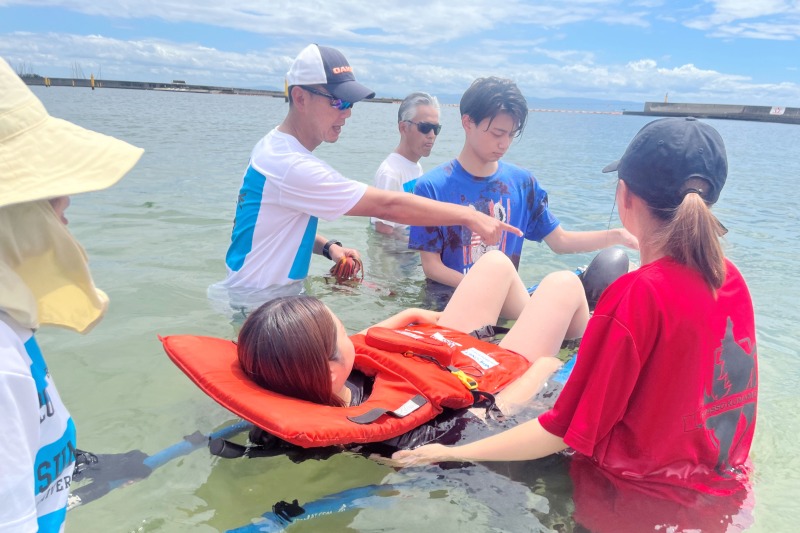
210, 47, 519, 313
409, 76, 637, 288
372, 91, 441, 237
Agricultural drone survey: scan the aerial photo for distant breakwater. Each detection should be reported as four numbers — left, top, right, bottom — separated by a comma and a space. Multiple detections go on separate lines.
20, 75, 398, 103
625, 101, 800, 125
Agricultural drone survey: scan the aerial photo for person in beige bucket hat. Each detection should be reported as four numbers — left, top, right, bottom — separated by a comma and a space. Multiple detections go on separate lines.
0, 56, 143, 532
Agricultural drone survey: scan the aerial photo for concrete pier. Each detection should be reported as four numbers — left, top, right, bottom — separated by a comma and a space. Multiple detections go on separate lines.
624, 101, 800, 125
20, 75, 397, 103
22, 75, 287, 97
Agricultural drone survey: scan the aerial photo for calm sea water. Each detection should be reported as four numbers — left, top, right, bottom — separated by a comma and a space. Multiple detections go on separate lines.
30, 86, 799, 532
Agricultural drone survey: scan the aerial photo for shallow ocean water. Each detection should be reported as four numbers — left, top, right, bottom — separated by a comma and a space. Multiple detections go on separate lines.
27, 86, 800, 532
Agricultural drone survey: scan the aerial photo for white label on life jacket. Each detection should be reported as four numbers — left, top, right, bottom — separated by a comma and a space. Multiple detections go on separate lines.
397, 330, 424, 339
392, 396, 425, 417
432, 332, 462, 348
461, 347, 499, 369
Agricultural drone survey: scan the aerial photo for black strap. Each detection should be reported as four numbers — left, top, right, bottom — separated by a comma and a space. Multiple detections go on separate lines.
273, 499, 305, 522
347, 394, 427, 424
322, 239, 342, 260
208, 437, 286, 459
468, 324, 510, 341
470, 390, 507, 423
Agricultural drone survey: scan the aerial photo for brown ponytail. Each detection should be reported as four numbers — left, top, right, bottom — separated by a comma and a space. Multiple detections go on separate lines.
651, 180, 727, 290
237, 296, 345, 407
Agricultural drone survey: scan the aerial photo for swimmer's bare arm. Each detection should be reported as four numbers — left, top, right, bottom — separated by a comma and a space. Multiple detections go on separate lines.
358, 308, 441, 335
391, 418, 568, 466
543, 226, 639, 254
419, 250, 465, 288
347, 187, 522, 245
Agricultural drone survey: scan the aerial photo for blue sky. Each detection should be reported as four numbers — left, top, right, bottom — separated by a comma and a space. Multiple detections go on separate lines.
1, 0, 798, 105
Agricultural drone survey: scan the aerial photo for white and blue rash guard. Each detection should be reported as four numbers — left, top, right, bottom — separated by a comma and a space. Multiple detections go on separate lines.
0, 313, 76, 533
211, 129, 367, 308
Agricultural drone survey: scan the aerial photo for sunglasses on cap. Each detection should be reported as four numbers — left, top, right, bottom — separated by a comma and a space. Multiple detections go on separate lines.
404, 120, 442, 136
300, 85, 353, 110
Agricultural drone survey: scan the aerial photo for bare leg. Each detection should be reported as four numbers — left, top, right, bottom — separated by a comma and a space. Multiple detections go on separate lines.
484, 271, 588, 414
499, 270, 589, 363
438, 251, 529, 333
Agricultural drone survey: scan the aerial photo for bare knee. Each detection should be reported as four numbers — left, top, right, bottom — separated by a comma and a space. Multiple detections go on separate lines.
540, 270, 585, 301
475, 249, 515, 273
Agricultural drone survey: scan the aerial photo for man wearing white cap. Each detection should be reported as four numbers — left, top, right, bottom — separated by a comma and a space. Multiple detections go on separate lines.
0, 57, 143, 532
210, 44, 520, 313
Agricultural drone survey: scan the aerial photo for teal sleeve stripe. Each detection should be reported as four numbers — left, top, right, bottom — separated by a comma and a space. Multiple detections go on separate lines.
288, 216, 318, 280
226, 166, 265, 271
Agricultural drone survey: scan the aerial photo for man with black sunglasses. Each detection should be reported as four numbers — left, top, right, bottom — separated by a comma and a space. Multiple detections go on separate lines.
372, 92, 441, 239
210, 46, 521, 313
409, 77, 638, 290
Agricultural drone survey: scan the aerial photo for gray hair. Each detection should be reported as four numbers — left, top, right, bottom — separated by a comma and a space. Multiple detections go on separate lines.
398, 92, 440, 123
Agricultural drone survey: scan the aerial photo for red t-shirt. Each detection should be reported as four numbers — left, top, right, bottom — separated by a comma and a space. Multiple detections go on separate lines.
539, 257, 757, 495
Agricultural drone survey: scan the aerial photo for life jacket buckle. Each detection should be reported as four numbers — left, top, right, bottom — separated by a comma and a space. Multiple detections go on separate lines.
449, 367, 478, 390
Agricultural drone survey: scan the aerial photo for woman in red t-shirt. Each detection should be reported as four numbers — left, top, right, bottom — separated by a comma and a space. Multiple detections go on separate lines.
393, 118, 757, 531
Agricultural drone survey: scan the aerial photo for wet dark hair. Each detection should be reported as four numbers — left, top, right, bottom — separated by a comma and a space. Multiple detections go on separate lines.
459, 77, 528, 137
237, 295, 345, 406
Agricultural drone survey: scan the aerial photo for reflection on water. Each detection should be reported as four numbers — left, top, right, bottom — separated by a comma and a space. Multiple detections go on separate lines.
25, 86, 800, 532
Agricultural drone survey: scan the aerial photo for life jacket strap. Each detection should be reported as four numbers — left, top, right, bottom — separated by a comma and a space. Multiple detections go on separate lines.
347, 394, 428, 424
470, 390, 507, 423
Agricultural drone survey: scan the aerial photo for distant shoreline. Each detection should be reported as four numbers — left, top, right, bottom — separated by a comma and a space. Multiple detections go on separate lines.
23, 76, 796, 123
20, 75, 399, 103
21, 76, 626, 114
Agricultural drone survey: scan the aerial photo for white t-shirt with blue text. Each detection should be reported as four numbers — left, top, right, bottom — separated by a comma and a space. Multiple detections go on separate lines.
0, 312, 76, 533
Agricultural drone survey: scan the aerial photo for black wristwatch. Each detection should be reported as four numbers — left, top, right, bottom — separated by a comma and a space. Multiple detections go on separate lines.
322, 239, 342, 260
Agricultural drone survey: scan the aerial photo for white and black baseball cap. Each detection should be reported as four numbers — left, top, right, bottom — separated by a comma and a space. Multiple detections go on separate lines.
286, 44, 375, 103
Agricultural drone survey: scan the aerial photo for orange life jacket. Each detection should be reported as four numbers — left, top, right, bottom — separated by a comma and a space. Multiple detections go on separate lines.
160, 323, 530, 448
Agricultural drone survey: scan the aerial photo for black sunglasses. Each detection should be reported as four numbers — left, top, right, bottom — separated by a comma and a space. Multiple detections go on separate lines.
300, 85, 353, 110
405, 120, 442, 136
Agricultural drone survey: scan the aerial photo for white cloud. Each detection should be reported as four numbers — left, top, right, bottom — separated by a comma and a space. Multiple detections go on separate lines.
685, 0, 800, 39
0, 31, 291, 86
709, 21, 800, 40
3, 30, 798, 105
1, 1, 798, 105
0, 0, 650, 45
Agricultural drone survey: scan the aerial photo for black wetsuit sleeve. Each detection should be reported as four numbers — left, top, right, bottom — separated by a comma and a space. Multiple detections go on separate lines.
380, 408, 478, 450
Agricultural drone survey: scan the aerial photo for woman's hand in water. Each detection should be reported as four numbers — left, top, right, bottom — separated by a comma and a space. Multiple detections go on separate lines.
391, 444, 456, 466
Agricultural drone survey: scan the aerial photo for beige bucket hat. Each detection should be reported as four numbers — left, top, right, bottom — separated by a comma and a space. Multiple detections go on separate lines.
1, 56, 144, 332
0, 56, 144, 207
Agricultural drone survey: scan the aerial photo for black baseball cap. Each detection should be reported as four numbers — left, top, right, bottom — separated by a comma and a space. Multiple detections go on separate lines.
602, 117, 728, 209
